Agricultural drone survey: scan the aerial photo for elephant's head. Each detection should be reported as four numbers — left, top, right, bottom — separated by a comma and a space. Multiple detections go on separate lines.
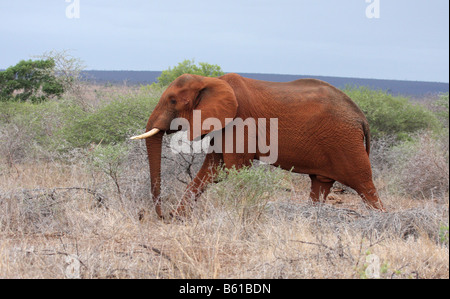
130, 74, 238, 217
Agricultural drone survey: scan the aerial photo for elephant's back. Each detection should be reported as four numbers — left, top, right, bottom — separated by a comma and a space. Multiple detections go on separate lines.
283, 78, 368, 125
222, 73, 368, 126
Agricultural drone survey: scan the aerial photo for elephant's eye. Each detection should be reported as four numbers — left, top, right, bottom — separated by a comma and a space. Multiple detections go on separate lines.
170, 98, 177, 105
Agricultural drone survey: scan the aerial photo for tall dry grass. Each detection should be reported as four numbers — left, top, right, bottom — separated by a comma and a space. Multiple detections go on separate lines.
0, 154, 448, 279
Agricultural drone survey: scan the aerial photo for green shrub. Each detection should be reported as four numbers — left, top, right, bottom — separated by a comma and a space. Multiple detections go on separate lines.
58, 93, 159, 148
156, 59, 224, 86
90, 143, 130, 198
344, 87, 440, 140
435, 93, 449, 128
0, 100, 69, 144
0, 84, 161, 156
0, 99, 88, 163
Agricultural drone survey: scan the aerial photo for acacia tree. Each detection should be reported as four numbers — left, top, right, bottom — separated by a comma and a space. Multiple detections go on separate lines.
0, 59, 65, 103
157, 59, 225, 86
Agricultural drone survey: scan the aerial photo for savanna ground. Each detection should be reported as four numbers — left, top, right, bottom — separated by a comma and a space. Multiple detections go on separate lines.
0, 81, 448, 279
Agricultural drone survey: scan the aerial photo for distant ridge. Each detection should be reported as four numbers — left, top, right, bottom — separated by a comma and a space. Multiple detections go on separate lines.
82, 70, 449, 97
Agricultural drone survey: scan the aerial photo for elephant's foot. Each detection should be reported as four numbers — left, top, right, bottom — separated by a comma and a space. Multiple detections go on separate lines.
309, 174, 335, 202
356, 183, 386, 212
363, 197, 386, 212
168, 198, 193, 220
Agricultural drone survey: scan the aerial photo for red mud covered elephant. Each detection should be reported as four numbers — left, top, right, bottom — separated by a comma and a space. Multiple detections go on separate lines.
131, 73, 385, 218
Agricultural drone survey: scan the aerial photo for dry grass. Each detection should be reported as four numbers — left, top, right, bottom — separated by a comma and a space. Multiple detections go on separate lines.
64, 82, 143, 110
0, 157, 448, 279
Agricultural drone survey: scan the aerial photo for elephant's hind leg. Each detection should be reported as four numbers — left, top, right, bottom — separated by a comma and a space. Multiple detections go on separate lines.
353, 180, 385, 211
309, 175, 335, 203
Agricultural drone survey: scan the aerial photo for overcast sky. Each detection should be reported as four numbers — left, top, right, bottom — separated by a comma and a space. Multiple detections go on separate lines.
0, 0, 448, 82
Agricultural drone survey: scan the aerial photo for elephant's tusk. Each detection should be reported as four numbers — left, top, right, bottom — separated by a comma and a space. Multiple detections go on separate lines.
130, 128, 161, 140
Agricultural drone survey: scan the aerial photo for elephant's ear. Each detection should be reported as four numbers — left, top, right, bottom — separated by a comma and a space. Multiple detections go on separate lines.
188, 77, 238, 141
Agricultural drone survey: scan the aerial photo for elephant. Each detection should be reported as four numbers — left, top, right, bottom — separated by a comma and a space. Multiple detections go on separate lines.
131, 73, 385, 218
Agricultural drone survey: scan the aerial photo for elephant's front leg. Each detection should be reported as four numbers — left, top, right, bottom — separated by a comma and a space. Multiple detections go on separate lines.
170, 152, 223, 217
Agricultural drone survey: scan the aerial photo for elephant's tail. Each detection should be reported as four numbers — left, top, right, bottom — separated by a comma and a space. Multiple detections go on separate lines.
362, 121, 371, 156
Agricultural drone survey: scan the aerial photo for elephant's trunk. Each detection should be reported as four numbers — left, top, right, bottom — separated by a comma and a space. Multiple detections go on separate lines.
135, 104, 177, 217
145, 130, 164, 218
